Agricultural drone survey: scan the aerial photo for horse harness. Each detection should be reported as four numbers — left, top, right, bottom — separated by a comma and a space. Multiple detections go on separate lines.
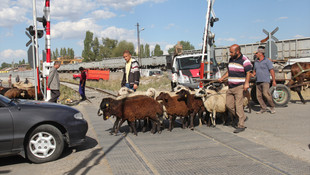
293, 62, 310, 79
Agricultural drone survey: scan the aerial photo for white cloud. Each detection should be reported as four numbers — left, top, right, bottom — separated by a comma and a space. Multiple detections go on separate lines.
96, 0, 166, 11
165, 23, 175, 30
51, 18, 102, 39
0, 6, 28, 27
91, 9, 116, 19
277, 16, 288, 20
294, 34, 304, 38
253, 19, 264, 23
0, 49, 27, 63
98, 26, 136, 43
217, 38, 236, 42
51, 0, 96, 21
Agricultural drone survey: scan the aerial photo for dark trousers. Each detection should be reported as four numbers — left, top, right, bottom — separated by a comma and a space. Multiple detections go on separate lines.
256, 82, 275, 110
49, 90, 60, 103
79, 83, 86, 100
125, 83, 136, 92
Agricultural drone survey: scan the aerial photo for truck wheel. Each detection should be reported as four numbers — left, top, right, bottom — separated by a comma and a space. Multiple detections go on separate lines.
269, 84, 291, 107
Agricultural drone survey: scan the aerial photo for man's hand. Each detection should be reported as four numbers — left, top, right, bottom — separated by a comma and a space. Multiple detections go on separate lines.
133, 84, 138, 90
218, 77, 224, 82
272, 81, 277, 87
243, 82, 249, 91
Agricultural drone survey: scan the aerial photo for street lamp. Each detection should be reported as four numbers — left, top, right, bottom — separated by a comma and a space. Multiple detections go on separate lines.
136, 22, 145, 64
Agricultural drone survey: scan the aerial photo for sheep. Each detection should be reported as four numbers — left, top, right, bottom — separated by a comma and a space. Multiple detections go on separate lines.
98, 95, 163, 136
4, 88, 27, 99
195, 88, 227, 127
117, 87, 156, 99
195, 86, 251, 127
176, 89, 207, 129
155, 92, 189, 131
0, 86, 11, 95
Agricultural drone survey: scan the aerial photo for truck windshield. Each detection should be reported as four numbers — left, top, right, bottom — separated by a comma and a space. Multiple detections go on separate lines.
177, 56, 201, 70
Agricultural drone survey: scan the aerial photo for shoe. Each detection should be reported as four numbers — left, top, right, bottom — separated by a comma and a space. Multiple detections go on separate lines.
270, 107, 276, 114
233, 127, 246, 133
256, 109, 266, 114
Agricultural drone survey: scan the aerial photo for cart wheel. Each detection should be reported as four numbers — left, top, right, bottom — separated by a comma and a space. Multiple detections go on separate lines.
269, 84, 291, 107
250, 85, 259, 104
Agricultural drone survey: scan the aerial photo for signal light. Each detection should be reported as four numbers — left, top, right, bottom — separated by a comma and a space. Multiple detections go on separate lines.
26, 25, 44, 38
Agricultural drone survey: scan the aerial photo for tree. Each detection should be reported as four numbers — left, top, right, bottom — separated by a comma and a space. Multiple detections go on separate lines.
92, 37, 100, 61
55, 48, 59, 58
82, 31, 94, 62
145, 44, 150, 57
112, 40, 135, 57
100, 37, 118, 58
140, 45, 145, 58
153, 44, 163, 56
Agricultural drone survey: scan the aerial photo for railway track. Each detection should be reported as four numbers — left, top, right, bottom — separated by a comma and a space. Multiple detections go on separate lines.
60, 82, 309, 175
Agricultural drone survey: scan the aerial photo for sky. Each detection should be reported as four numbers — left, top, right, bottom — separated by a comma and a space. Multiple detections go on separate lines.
1, 0, 310, 65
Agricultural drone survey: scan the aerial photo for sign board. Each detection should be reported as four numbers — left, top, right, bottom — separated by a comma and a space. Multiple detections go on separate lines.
265, 41, 278, 60
27, 45, 36, 68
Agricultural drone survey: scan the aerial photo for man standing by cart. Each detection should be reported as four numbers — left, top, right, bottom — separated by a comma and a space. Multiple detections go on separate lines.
218, 44, 252, 133
252, 50, 276, 114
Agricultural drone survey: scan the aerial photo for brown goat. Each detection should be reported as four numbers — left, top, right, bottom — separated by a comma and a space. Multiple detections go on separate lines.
176, 89, 207, 129
156, 92, 189, 131
4, 88, 27, 99
98, 96, 163, 135
286, 62, 310, 104
0, 86, 11, 95
25, 88, 44, 100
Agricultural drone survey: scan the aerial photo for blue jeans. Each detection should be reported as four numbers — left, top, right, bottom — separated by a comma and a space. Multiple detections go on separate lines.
125, 83, 136, 92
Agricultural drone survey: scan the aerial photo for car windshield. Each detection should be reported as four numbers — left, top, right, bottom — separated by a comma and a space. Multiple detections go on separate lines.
177, 56, 201, 70
0, 94, 12, 104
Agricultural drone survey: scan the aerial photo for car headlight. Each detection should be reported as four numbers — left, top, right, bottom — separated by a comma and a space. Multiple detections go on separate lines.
74, 112, 84, 120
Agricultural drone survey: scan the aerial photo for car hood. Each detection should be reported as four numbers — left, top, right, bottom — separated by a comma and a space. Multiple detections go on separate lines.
16, 99, 79, 113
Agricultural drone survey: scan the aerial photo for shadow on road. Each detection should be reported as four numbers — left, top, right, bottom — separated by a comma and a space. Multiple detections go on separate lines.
65, 134, 126, 175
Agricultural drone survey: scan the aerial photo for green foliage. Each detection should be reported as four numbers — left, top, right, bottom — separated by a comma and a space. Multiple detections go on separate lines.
145, 44, 150, 57
112, 40, 135, 57
92, 37, 100, 61
153, 44, 163, 56
82, 31, 94, 62
100, 37, 118, 58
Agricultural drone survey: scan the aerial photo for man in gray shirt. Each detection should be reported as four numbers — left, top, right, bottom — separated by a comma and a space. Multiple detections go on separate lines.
48, 61, 61, 103
252, 51, 276, 114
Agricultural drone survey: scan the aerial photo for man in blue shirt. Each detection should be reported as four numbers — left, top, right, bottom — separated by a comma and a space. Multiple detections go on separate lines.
252, 51, 276, 114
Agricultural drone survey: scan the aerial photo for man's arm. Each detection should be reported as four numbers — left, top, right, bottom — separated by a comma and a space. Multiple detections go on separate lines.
270, 69, 276, 87
218, 71, 228, 82
244, 71, 251, 91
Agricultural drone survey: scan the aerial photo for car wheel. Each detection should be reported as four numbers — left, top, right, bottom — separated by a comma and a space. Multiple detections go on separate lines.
26, 125, 64, 163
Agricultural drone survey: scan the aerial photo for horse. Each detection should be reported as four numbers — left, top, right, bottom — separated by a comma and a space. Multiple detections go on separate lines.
286, 62, 310, 104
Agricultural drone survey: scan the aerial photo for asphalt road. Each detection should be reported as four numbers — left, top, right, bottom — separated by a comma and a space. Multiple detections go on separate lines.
1, 96, 309, 175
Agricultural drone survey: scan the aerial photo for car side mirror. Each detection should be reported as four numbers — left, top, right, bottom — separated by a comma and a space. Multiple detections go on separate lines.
172, 67, 177, 73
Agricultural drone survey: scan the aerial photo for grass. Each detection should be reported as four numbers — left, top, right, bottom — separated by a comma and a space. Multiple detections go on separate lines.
58, 84, 81, 104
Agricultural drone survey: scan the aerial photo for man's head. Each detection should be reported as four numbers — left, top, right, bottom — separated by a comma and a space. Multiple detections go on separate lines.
255, 51, 264, 60
54, 61, 61, 69
229, 44, 241, 59
257, 46, 265, 55
79, 67, 84, 72
123, 50, 132, 63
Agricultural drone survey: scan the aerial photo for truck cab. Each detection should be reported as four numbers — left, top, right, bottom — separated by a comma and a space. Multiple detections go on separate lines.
170, 50, 221, 89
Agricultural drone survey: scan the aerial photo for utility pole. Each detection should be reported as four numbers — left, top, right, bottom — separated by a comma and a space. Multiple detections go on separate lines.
136, 22, 144, 64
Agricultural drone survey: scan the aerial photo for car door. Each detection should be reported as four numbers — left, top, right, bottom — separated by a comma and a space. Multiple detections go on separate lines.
0, 104, 13, 154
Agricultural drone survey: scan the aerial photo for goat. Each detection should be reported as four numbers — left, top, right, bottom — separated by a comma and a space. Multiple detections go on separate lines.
156, 92, 189, 131
176, 89, 207, 129
98, 95, 163, 136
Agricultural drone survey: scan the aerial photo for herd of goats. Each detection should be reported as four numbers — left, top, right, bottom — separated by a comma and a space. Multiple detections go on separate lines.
97, 84, 251, 136
0, 82, 43, 100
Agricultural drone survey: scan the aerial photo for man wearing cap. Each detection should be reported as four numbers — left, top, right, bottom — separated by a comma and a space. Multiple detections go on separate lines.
252, 48, 276, 114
